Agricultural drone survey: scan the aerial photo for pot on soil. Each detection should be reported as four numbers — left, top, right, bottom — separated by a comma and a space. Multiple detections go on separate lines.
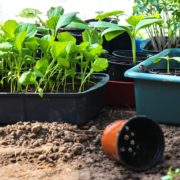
105, 50, 148, 108
125, 48, 180, 124
0, 73, 109, 125
101, 116, 165, 171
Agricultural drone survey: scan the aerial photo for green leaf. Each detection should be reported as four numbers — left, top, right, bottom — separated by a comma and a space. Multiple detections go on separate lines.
50, 42, 67, 59
135, 18, 163, 34
47, 6, 64, 19
153, 57, 162, 63
172, 57, 180, 62
102, 27, 125, 41
77, 42, 89, 52
2, 20, 19, 38
17, 8, 42, 18
21, 48, 31, 58
92, 58, 108, 72
66, 22, 90, 29
25, 37, 39, 51
82, 29, 102, 44
65, 41, 76, 54
38, 39, 49, 54
15, 30, 27, 53
95, 10, 124, 21
57, 32, 76, 43
35, 58, 49, 75
89, 21, 119, 28
19, 71, 36, 85
15, 23, 37, 38
126, 15, 145, 26
66, 69, 76, 77
46, 16, 59, 33
89, 44, 104, 56
57, 58, 70, 68
0, 51, 9, 59
56, 12, 78, 30
0, 42, 13, 51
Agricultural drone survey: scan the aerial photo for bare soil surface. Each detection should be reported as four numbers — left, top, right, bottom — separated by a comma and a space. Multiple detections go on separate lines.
0, 107, 179, 180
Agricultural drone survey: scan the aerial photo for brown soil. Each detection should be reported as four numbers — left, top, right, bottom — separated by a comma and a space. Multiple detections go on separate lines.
0, 107, 179, 180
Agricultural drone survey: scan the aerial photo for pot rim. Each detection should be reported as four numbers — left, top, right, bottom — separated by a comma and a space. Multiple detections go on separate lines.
0, 73, 109, 97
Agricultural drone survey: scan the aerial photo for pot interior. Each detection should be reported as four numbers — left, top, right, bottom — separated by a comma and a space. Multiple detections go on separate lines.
117, 116, 164, 171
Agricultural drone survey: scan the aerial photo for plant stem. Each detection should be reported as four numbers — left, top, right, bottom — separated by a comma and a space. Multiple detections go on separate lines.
167, 59, 170, 74
131, 37, 136, 65
79, 70, 93, 92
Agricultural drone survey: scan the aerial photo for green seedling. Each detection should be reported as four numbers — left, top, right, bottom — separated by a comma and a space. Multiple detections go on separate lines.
154, 56, 180, 74
161, 167, 180, 180
17, 8, 44, 26
0, 20, 39, 92
45, 6, 89, 38
90, 12, 162, 64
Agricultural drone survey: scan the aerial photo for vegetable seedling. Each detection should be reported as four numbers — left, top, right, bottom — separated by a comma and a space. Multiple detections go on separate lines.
154, 56, 180, 74
161, 167, 180, 180
90, 12, 162, 64
17, 8, 44, 26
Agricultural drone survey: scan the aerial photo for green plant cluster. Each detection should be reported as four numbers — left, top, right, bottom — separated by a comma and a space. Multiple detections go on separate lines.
0, 8, 108, 96
133, 0, 180, 51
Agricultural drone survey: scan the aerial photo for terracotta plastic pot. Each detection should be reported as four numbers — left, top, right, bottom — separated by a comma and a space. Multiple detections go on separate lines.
101, 116, 164, 171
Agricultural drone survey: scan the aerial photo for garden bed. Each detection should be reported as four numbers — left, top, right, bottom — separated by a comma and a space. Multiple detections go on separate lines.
0, 107, 179, 180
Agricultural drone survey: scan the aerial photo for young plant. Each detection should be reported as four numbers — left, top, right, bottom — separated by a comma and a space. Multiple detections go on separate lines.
45, 6, 89, 38
17, 8, 44, 26
154, 56, 180, 73
161, 167, 180, 180
17, 30, 108, 95
90, 12, 162, 64
0, 20, 39, 92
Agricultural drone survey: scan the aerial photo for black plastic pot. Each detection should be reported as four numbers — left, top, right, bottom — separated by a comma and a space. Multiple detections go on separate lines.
102, 116, 165, 171
107, 50, 149, 81
0, 73, 109, 125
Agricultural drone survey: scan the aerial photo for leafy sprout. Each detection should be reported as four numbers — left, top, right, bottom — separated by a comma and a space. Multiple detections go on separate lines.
161, 167, 180, 180
17, 8, 42, 18
17, 8, 44, 26
154, 56, 180, 73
